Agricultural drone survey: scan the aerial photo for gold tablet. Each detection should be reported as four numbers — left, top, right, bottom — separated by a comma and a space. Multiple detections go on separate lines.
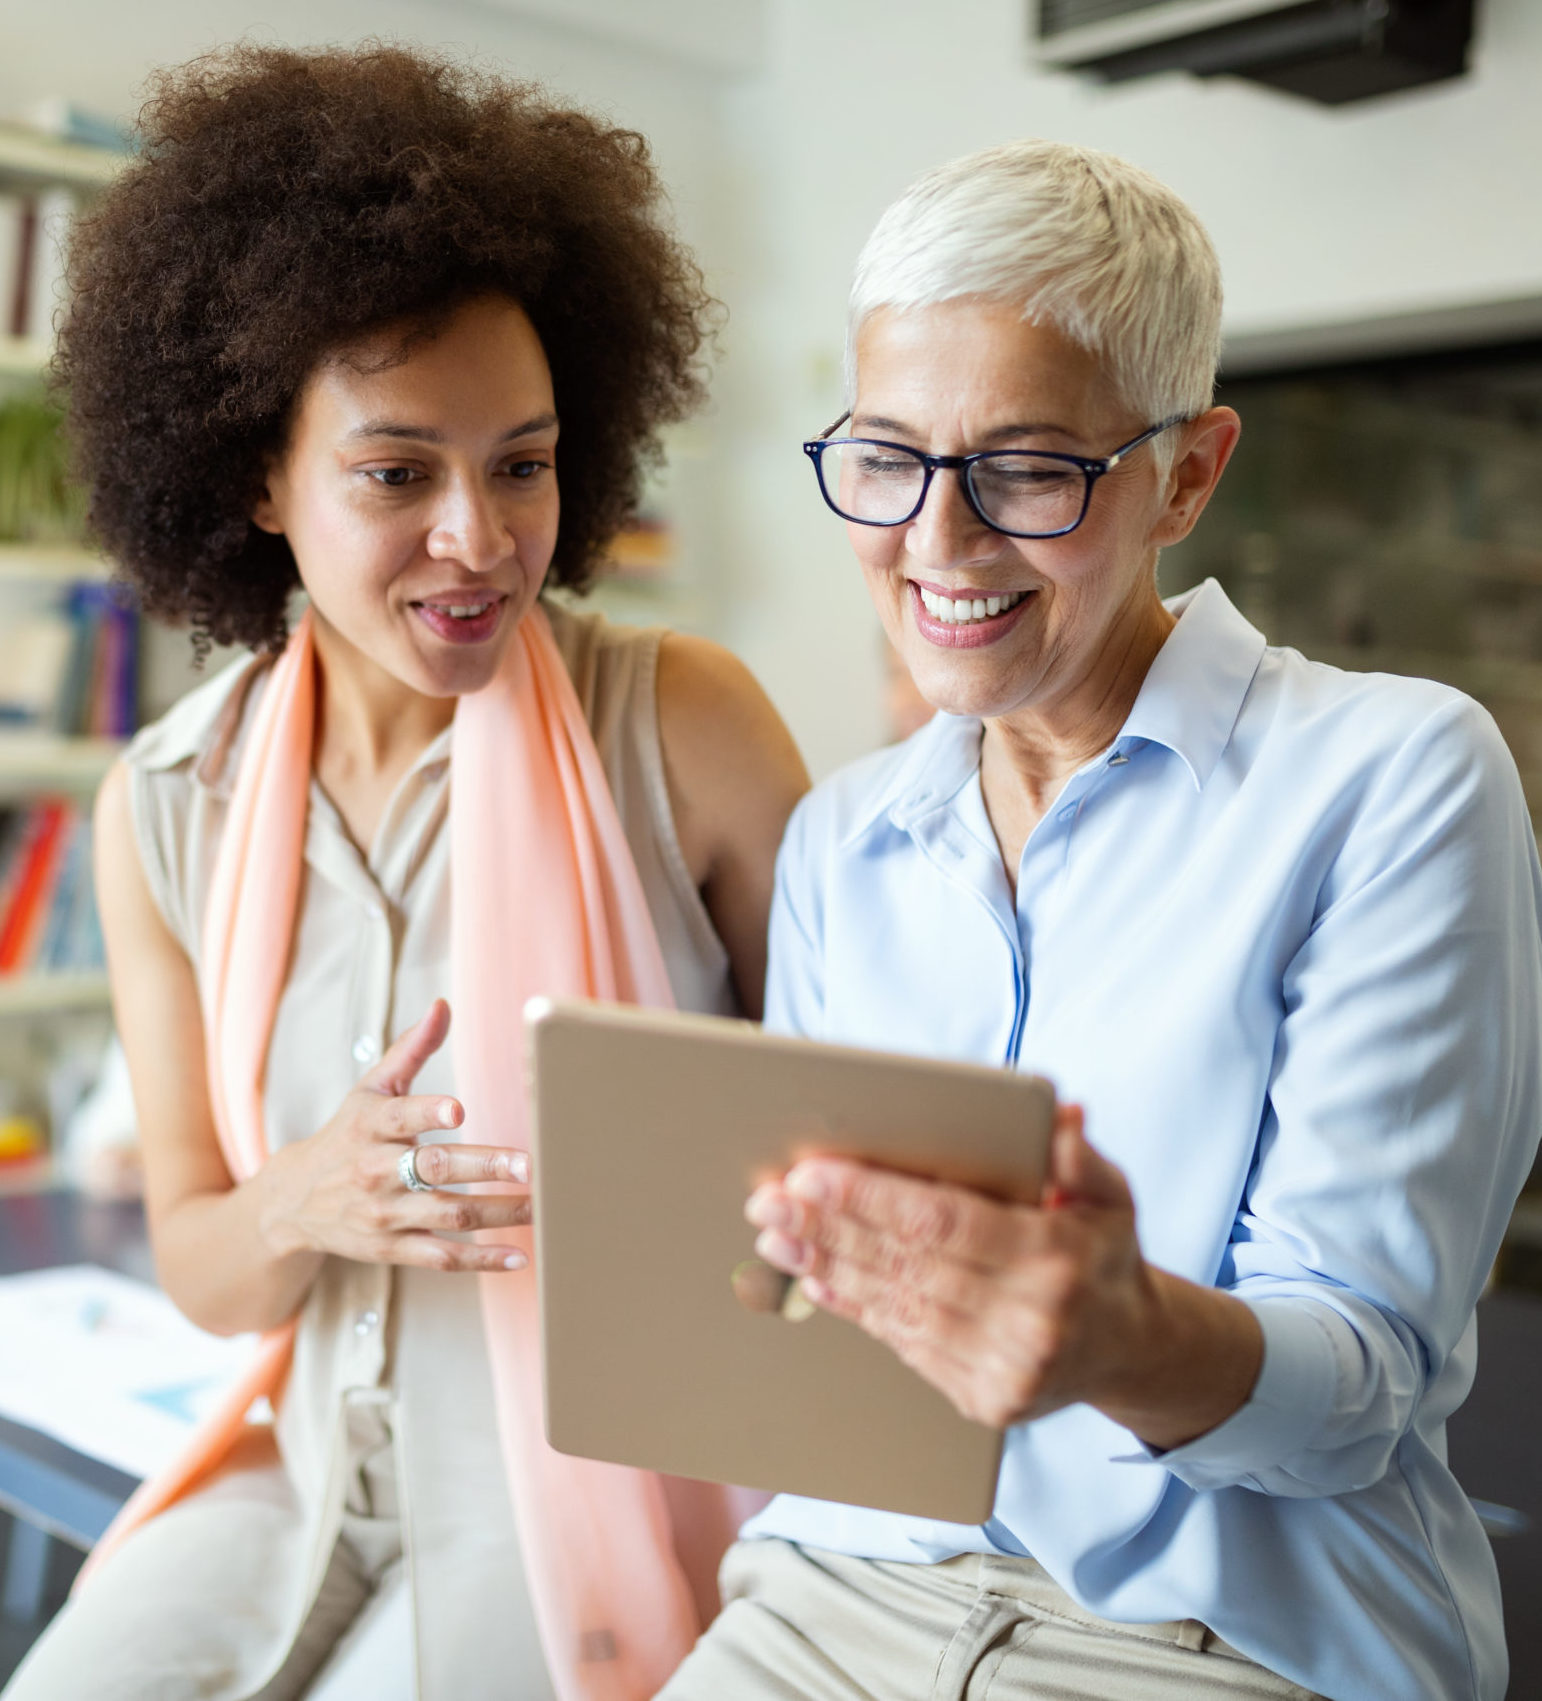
525, 998, 1055, 1524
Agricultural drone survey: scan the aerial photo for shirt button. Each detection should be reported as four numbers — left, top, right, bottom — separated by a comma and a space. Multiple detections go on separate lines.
352, 1034, 380, 1064
353, 1309, 380, 1336
1108, 753, 1130, 767
1058, 805, 1076, 822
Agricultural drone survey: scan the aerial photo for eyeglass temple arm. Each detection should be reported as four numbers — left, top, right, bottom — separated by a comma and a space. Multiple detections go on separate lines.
816, 410, 852, 441
1101, 414, 1190, 470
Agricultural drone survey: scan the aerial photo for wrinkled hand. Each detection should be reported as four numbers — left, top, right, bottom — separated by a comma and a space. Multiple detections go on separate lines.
747, 1106, 1196, 1434
261, 999, 531, 1273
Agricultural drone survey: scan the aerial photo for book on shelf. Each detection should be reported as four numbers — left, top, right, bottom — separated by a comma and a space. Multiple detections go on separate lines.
0, 109, 125, 349
0, 799, 104, 978
22, 99, 133, 156
0, 193, 24, 341
0, 185, 74, 345
0, 577, 139, 737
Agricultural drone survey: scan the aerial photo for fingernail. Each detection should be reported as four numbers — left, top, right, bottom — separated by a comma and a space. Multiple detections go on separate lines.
755, 1229, 809, 1273
503, 1251, 527, 1271
786, 1166, 831, 1205
440, 1102, 460, 1128
502, 1151, 529, 1183
802, 1276, 832, 1306
745, 1191, 793, 1232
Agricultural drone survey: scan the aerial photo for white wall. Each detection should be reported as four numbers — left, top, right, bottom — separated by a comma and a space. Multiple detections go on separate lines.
711, 0, 1542, 778
0, 1, 736, 272
11, 0, 1542, 779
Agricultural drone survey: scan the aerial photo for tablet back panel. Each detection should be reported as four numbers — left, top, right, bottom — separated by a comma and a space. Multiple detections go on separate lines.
528, 1000, 1054, 1524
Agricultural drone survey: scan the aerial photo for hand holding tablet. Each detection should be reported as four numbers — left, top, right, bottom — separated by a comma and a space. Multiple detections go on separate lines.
526, 998, 1055, 1521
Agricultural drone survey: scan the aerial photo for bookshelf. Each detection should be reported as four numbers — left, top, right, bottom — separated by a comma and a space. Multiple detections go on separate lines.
0, 128, 127, 1173
0, 123, 121, 388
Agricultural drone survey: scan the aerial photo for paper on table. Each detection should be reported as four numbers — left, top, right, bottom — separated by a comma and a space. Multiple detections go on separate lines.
0, 1264, 261, 1479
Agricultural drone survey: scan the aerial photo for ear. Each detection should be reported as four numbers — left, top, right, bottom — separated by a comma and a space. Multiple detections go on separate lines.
250, 463, 287, 536
1150, 407, 1241, 550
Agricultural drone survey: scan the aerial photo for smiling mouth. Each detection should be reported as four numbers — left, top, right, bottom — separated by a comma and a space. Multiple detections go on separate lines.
414, 598, 500, 620
916, 586, 1031, 626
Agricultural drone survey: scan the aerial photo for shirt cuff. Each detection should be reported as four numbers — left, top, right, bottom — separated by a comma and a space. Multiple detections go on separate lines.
1112, 1297, 1345, 1492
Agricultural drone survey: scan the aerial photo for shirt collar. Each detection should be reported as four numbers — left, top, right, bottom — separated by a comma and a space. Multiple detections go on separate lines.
851, 576, 1265, 845
1121, 577, 1267, 791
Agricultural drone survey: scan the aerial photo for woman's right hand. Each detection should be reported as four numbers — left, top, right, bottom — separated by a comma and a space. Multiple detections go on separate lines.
257, 998, 531, 1273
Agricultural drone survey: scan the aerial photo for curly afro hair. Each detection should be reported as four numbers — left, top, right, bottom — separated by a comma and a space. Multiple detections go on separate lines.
58, 43, 714, 653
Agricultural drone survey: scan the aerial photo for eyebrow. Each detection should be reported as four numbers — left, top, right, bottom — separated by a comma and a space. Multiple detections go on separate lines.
853, 414, 1076, 445
345, 411, 559, 444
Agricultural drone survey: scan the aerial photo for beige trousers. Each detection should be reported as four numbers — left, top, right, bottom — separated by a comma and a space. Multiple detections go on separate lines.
656, 1539, 1324, 1701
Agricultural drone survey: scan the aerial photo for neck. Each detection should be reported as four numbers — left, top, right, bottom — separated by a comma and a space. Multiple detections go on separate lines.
979, 579, 1173, 872
310, 613, 454, 779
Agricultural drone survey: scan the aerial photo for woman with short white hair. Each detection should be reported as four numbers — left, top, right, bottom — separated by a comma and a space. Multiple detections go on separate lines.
659, 141, 1541, 1701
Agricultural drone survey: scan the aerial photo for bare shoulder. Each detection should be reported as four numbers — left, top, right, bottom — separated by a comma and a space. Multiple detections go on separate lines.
655, 635, 808, 1013
93, 758, 143, 917
94, 754, 190, 979
656, 633, 800, 766
655, 633, 809, 879
95, 753, 131, 834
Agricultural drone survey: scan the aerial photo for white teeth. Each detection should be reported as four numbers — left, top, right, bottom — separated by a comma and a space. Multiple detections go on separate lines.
917, 587, 1029, 624
440, 604, 491, 619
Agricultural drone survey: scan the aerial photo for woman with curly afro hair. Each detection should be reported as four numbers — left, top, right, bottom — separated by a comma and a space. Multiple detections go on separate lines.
4, 42, 806, 1701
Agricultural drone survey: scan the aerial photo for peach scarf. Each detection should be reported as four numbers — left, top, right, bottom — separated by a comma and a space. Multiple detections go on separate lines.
87, 605, 712, 1699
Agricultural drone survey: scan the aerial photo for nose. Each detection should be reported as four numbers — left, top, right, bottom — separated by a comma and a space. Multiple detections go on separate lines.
425, 475, 515, 573
904, 465, 997, 572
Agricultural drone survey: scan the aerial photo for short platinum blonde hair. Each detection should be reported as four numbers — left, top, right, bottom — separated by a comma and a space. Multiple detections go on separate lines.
847, 139, 1223, 429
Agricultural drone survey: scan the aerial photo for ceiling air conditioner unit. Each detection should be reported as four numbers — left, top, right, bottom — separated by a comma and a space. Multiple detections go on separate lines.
1034, 0, 1476, 105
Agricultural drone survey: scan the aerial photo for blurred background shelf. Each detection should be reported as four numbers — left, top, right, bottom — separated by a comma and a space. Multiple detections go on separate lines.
0, 338, 49, 381
0, 546, 106, 584
0, 125, 121, 192
0, 974, 109, 1017
0, 736, 122, 799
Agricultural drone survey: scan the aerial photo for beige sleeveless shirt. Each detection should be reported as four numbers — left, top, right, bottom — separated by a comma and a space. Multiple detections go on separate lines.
122, 601, 737, 1698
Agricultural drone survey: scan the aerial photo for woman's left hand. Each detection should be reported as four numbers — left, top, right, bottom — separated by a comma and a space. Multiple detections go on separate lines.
745, 1105, 1263, 1445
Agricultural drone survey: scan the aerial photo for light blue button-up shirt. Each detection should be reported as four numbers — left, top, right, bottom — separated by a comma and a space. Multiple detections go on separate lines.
743, 579, 1542, 1701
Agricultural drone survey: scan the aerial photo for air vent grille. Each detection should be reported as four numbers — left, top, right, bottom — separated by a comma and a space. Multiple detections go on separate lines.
1039, 0, 1174, 33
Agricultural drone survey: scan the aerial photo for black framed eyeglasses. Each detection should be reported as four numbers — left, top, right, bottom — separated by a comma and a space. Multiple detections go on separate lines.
802, 413, 1188, 539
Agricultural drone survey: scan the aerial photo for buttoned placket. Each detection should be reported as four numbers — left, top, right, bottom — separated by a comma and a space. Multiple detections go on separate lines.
896, 778, 1024, 1068
1014, 738, 1143, 955
895, 737, 1144, 1072
299, 737, 451, 1386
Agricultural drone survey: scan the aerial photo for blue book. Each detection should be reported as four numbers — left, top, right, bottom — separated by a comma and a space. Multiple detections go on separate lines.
35, 810, 83, 972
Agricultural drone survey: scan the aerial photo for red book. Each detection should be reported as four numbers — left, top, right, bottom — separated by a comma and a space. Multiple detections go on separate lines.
8, 197, 36, 339
0, 802, 70, 974
87, 610, 118, 737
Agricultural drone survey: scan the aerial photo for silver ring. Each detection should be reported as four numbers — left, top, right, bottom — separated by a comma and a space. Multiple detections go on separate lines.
397, 1148, 434, 1193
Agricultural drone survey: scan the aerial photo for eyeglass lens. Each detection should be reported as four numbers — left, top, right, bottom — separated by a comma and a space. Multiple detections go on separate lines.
818, 441, 1087, 536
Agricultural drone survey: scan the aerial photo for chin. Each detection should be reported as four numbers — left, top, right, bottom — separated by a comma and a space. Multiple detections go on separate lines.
440, 659, 507, 699
394, 648, 496, 701
905, 656, 1014, 723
